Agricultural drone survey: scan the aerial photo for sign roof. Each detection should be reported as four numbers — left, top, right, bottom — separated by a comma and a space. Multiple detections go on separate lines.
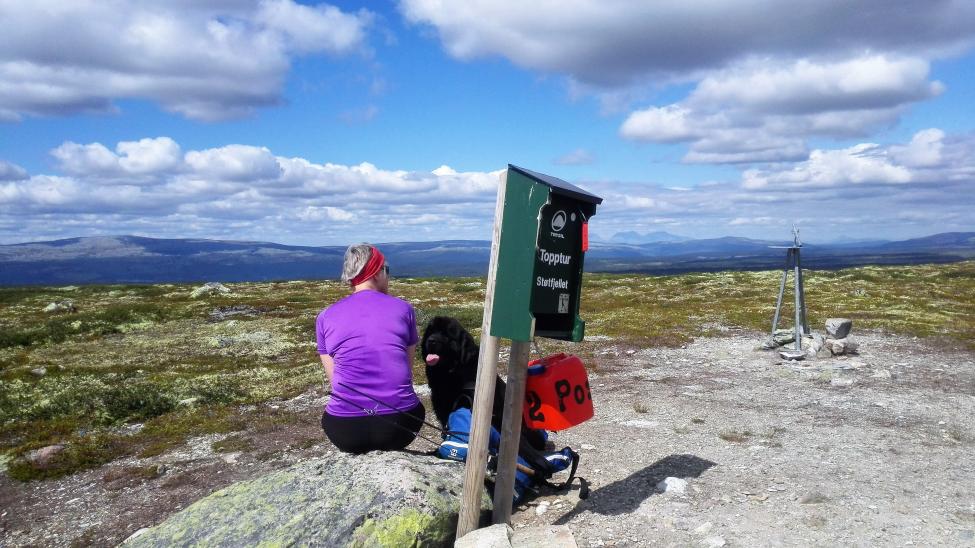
508, 164, 603, 205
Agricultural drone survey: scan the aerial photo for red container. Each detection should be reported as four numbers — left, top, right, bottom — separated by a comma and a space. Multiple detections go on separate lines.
523, 353, 594, 431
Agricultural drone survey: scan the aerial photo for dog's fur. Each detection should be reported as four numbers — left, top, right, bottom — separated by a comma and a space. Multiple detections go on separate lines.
421, 316, 545, 450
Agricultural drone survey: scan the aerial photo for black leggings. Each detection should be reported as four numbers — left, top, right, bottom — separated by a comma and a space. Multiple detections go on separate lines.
322, 402, 426, 454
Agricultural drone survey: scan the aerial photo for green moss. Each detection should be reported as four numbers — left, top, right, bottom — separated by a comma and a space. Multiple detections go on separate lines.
6, 432, 129, 481
212, 435, 254, 453
351, 508, 454, 548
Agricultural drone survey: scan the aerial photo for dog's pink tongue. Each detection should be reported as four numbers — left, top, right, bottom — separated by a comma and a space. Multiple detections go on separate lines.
425, 354, 440, 366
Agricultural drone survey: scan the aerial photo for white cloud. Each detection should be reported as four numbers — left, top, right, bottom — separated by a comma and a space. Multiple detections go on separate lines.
185, 145, 282, 181
3, 132, 971, 245
117, 137, 183, 174
0, 136, 509, 243
554, 148, 595, 166
0, 160, 28, 181
742, 143, 912, 189
52, 137, 183, 180
620, 56, 944, 164
399, 1, 975, 86
689, 56, 941, 114
256, 0, 371, 54
620, 105, 699, 143
890, 128, 946, 168
0, 1, 372, 121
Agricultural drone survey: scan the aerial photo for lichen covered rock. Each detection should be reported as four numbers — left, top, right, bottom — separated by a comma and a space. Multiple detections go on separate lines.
123, 452, 491, 547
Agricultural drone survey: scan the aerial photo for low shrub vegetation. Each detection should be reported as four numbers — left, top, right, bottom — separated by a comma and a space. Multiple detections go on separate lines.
0, 261, 971, 481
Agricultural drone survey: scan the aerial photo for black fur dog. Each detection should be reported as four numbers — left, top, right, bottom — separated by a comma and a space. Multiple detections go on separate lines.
421, 316, 545, 450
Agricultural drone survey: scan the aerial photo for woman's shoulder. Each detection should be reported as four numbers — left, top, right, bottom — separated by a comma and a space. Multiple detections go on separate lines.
374, 292, 415, 311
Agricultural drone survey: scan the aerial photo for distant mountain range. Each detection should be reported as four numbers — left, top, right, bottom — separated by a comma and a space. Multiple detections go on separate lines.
607, 231, 687, 244
1, 232, 973, 286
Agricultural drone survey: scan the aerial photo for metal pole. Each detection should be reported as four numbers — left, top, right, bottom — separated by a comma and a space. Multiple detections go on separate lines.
492, 340, 531, 524
793, 248, 802, 352
796, 248, 809, 335
771, 250, 790, 336
457, 171, 508, 538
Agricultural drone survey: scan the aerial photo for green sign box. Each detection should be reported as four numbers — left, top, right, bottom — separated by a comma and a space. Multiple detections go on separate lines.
491, 165, 602, 342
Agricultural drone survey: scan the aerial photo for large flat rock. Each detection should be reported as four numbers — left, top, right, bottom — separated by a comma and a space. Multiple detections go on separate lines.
124, 451, 491, 547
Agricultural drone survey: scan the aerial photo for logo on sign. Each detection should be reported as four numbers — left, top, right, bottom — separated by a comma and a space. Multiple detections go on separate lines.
551, 210, 567, 232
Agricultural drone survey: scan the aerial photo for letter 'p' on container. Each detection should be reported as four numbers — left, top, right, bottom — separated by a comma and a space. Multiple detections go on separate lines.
523, 353, 594, 431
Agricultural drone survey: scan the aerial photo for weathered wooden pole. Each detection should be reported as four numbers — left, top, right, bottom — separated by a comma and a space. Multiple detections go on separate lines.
456, 171, 508, 539
492, 339, 532, 523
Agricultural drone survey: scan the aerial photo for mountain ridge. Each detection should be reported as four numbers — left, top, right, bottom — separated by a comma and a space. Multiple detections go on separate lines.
2, 232, 972, 286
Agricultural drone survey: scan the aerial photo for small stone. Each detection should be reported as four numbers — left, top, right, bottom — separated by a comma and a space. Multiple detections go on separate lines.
872, 369, 892, 379
30, 367, 47, 377
771, 329, 795, 346
693, 522, 713, 535
827, 338, 847, 355
798, 491, 828, 504
779, 350, 805, 361
702, 535, 726, 547
825, 318, 853, 339
178, 397, 199, 407
25, 444, 65, 469
830, 377, 855, 388
125, 528, 152, 543
657, 477, 688, 495
581, 444, 596, 450
535, 502, 550, 516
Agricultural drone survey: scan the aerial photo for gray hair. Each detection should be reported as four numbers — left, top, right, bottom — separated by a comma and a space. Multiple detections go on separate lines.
341, 243, 374, 284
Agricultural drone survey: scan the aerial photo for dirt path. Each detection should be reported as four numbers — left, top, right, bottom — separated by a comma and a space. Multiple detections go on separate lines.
1, 330, 973, 546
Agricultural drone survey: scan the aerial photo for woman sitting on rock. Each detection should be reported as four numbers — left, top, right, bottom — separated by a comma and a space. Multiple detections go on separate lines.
316, 243, 425, 453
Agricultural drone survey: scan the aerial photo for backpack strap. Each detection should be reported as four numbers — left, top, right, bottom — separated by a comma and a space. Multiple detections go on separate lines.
540, 448, 580, 491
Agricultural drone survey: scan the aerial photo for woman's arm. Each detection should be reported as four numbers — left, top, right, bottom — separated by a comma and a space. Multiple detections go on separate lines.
320, 354, 335, 383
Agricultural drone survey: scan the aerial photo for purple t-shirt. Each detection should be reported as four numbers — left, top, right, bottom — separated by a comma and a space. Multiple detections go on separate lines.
316, 290, 419, 417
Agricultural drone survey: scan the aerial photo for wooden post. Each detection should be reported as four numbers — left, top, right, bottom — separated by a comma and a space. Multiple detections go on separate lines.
492, 339, 532, 524
456, 171, 508, 539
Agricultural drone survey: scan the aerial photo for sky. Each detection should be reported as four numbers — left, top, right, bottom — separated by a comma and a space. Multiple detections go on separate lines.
1, 0, 974, 246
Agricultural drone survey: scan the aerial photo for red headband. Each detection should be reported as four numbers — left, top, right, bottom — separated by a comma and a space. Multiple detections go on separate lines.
350, 246, 385, 286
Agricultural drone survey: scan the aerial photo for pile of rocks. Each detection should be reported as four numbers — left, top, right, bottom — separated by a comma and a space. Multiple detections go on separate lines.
765, 318, 859, 361
190, 282, 231, 299
42, 300, 76, 313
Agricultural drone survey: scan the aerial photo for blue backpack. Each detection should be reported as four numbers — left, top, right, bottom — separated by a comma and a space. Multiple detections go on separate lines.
437, 407, 582, 505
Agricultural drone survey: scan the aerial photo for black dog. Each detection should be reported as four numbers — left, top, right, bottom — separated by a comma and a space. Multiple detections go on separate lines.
421, 316, 546, 450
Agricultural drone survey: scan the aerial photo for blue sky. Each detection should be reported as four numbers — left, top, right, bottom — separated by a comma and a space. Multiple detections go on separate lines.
1, 1, 974, 245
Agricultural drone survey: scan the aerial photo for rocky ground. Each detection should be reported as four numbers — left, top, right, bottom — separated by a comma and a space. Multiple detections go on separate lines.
1, 329, 973, 547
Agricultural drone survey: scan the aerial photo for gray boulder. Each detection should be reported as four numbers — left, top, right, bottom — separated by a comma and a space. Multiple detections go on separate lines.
123, 452, 491, 547
825, 318, 853, 339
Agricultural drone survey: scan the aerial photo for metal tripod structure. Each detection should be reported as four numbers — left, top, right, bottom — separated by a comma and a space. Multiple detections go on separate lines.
769, 226, 809, 352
